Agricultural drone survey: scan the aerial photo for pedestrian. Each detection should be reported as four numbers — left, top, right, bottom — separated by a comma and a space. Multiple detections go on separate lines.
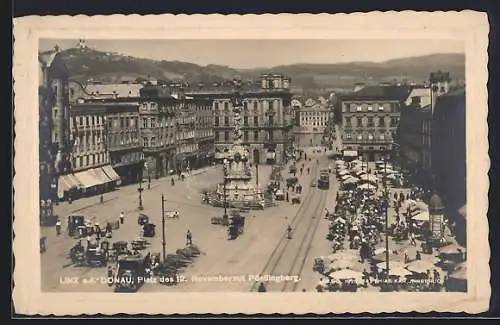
55, 218, 62, 236
107, 266, 114, 287
257, 282, 267, 292
433, 269, 440, 283
119, 212, 124, 224
186, 230, 192, 246
100, 194, 104, 204
410, 232, 417, 246
404, 248, 409, 264
286, 192, 289, 202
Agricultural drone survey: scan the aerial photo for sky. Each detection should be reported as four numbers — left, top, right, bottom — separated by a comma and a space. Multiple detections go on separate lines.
39, 39, 464, 69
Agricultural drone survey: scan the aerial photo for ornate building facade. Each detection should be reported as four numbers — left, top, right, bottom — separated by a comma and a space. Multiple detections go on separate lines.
294, 99, 333, 148
189, 74, 293, 165
339, 85, 412, 161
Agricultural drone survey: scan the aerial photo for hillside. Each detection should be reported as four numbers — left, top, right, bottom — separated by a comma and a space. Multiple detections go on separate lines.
56, 47, 465, 90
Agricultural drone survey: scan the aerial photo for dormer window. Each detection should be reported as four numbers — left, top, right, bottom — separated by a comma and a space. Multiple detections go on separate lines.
356, 106, 362, 112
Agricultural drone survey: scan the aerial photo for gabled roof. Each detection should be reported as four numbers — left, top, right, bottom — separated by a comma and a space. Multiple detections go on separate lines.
340, 85, 413, 102
404, 87, 432, 108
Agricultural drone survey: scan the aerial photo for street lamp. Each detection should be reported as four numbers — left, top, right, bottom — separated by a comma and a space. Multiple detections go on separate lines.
381, 152, 390, 276
161, 194, 167, 263
137, 177, 144, 210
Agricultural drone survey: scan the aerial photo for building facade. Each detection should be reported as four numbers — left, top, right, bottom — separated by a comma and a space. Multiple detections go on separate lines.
176, 99, 198, 172
104, 101, 144, 185
39, 50, 72, 204
339, 85, 412, 161
193, 98, 215, 168
138, 87, 178, 178
431, 87, 466, 246
191, 74, 293, 165
294, 100, 332, 148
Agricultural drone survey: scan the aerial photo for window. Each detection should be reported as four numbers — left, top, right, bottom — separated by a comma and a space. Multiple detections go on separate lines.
254, 131, 259, 140
269, 101, 274, 110
390, 117, 399, 127
224, 131, 229, 141
367, 106, 373, 111
151, 137, 156, 147
224, 102, 229, 110
367, 117, 374, 127
215, 132, 220, 141
253, 102, 258, 110
378, 105, 385, 111
254, 116, 259, 125
142, 137, 148, 147
243, 131, 249, 141
344, 133, 352, 140
345, 118, 351, 127
214, 117, 219, 127
243, 116, 249, 126
224, 116, 229, 126
357, 134, 363, 140
243, 102, 248, 110
214, 102, 219, 110
356, 105, 362, 112
79, 157, 83, 167
380, 134, 385, 140
368, 134, 373, 140
357, 117, 363, 127
85, 156, 89, 166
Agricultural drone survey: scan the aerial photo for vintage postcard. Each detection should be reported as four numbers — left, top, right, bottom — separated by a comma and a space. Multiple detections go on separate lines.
13, 12, 489, 315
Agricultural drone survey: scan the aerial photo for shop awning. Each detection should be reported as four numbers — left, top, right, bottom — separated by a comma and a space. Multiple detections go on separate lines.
74, 170, 102, 189
89, 167, 114, 184
102, 165, 121, 182
343, 150, 358, 157
57, 174, 81, 197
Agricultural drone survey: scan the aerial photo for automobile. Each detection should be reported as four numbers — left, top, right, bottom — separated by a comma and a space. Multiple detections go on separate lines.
275, 189, 285, 201
138, 214, 149, 226
311, 180, 317, 187
114, 253, 152, 292
142, 223, 156, 237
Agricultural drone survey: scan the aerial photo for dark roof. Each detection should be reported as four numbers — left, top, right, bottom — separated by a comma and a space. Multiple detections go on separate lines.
434, 87, 466, 114
339, 85, 413, 102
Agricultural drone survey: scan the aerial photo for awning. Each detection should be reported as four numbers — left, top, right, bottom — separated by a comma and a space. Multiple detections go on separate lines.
88, 167, 114, 184
343, 150, 358, 157
102, 165, 121, 183
74, 170, 102, 189
57, 174, 81, 198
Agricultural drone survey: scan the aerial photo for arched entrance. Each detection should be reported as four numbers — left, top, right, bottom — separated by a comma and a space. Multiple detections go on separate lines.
253, 149, 260, 164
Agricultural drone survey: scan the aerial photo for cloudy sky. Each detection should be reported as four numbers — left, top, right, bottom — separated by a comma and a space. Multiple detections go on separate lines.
40, 39, 464, 69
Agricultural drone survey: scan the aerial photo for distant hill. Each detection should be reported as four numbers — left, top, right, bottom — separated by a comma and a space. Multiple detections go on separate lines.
56, 47, 465, 90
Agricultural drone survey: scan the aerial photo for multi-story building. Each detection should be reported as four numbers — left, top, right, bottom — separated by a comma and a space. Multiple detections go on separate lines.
294, 99, 332, 147
431, 87, 466, 246
176, 99, 198, 172
339, 85, 412, 161
63, 103, 121, 198
138, 86, 178, 178
38, 49, 72, 204
193, 98, 215, 168
68, 82, 145, 186
189, 74, 293, 165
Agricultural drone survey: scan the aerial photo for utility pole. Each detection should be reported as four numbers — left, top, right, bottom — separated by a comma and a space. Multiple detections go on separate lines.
383, 154, 390, 276
223, 166, 228, 218
161, 194, 167, 263
137, 178, 144, 210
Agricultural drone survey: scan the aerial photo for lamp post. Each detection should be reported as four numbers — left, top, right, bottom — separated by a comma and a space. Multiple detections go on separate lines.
161, 194, 167, 263
137, 178, 144, 210
382, 152, 390, 275
223, 163, 228, 218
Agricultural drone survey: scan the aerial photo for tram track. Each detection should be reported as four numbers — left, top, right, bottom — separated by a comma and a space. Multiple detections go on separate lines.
249, 162, 324, 292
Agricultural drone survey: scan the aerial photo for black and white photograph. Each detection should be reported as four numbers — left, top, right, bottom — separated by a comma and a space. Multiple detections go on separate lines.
13, 13, 489, 314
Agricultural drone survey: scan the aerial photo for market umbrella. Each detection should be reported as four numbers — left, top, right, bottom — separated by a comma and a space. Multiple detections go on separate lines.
405, 259, 437, 274
343, 177, 359, 184
351, 159, 362, 164
333, 216, 346, 224
341, 174, 352, 180
335, 160, 345, 165
376, 261, 405, 271
439, 243, 466, 255
360, 174, 378, 183
384, 173, 397, 180
358, 183, 376, 191
338, 170, 350, 176
412, 210, 430, 222
356, 170, 367, 176
371, 249, 405, 263
329, 269, 364, 282
326, 260, 356, 273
